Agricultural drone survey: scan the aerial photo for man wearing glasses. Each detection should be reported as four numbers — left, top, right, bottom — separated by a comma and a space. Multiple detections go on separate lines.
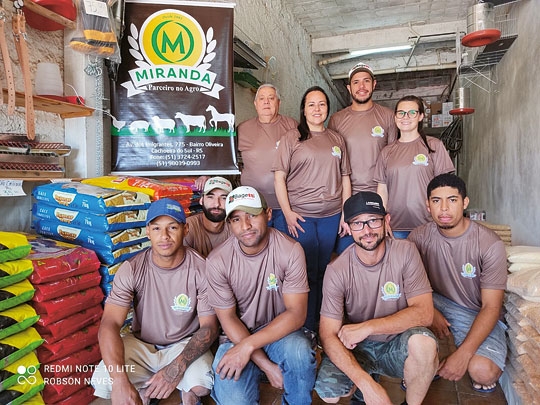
315, 192, 438, 405
328, 62, 397, 253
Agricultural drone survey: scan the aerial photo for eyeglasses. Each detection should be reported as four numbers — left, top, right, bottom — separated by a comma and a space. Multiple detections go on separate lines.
395, 110, 419, 119
349, 218, 384, 231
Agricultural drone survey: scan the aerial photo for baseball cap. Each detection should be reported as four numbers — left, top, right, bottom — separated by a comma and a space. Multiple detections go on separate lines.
343, 192, 386, 223
348, 62, 375, 81
203, 176, 233, 195
146, 198, 186, 225
225, 186, 267, 219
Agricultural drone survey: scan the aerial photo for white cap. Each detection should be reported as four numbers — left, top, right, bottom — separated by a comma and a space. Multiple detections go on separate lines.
225, 186, 267, 219
203, 176, 233, 194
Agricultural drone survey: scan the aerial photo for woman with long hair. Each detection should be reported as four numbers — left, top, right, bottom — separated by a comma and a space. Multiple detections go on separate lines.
374, 95, 455, 238
273, 86, 351, 332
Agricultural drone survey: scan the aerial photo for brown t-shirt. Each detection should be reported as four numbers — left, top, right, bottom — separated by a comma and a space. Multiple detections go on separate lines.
183, 213, 231, 258
206, 228, 309, 334
237, 115, 298, 209
272, 128, 351, 217
374, 136, 455, 231
321, 238, 432, 342
408, 221, 508, 313
107, 248, 214, 346
328, 104, 397, 194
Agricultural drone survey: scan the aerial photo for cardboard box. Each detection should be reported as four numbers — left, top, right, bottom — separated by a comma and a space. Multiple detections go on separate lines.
430, 102, 442, 115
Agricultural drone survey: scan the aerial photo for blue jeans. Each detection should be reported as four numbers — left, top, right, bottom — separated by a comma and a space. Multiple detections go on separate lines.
268, 208, 283, 228
433, 293, 507, 370
334, 234, 354, 255
393, 230, 411, 239
211, 330, 316, 404
275, 213, 341, 331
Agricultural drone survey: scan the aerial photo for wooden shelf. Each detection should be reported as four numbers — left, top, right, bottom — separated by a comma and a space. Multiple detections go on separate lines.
2, 89, 94, 119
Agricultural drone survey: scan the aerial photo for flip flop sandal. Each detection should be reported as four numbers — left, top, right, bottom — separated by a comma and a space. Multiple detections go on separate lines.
471, 379, 497, 393
401, 374, 441, 391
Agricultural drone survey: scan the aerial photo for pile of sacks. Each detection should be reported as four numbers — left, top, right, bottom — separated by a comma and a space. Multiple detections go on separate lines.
27, 234, 103, 404
0, 232, 44, 404
505, 245, 540, 404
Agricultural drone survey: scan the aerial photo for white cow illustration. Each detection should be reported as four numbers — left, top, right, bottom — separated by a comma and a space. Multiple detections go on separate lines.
174, 112, 206, 132
151, 116, 176, 133
128, 120, 149, 133
206, 105, 235, 132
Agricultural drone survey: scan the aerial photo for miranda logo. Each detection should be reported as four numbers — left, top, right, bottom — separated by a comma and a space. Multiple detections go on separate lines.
121, 9, 223, 98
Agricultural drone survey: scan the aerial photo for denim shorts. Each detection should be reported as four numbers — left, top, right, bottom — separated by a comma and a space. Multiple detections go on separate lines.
314, 327, 436, 399
433, 293, 507, 371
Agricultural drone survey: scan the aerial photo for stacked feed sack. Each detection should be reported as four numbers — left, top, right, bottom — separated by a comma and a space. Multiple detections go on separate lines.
162, 176, 203, 214
476, 220, 512, 246
31, 181, 152, 297
505, 245, 540, 404
27, 234, 103, 404
81, 175, 194, 215
0, 232, 44, 404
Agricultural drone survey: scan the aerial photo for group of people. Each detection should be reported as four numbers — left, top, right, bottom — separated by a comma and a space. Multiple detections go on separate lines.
91, 61, 508, 405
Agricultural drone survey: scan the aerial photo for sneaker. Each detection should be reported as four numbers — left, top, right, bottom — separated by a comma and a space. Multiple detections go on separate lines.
302, 327, 320, 349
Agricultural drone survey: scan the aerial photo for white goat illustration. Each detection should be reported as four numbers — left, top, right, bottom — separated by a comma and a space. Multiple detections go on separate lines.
174, 112, 206, 132
206, 105, 235, 132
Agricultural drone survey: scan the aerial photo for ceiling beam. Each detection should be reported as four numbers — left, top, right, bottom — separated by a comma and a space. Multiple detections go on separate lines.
312, 21, 467, 55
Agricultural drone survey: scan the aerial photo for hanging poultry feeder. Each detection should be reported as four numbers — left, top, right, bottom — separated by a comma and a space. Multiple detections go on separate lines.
461, 2, 501, 47
450, 87, 475, 115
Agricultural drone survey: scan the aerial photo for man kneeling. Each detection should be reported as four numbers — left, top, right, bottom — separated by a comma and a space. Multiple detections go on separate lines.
315, 192, 438, 405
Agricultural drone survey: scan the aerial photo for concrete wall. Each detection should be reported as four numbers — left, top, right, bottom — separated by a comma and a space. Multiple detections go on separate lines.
460, 0, 539, 245
233, 0, 338, 123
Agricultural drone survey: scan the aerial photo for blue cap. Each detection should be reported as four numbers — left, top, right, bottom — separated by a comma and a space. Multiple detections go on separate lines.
146, 198, 186, 225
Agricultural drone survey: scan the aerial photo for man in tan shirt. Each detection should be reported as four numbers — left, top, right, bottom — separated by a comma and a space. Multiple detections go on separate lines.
196, 84, 297, 227
206, 186, 316, 404
93, 198, 219, 405
315, 192, 437, 405
183, 176, 233, 257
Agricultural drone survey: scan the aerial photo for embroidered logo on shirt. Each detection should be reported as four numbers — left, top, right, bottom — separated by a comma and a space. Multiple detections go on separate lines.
371, 126, 384, 138
331, 146, 342, 158
412, 154, 429, 166
266, 273, 279, 291
461, 263, 477, 278
381, 281, 401, 301
171, 293, 192, 312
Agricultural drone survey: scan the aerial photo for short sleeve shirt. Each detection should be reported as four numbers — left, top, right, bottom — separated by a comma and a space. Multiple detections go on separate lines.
183, 213, 231, 258
107, 248, 214, 346
328, 104, 397, 194
238, 115, 298, 209
272, 128, 351, 217
408, 221, 508, 312
374, 136, 455, 231
321, 238, 432, 342
206, 228, 308, 333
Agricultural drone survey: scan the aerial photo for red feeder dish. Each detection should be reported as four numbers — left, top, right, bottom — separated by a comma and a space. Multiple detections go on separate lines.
449, 108, 475, 116
23, 0, 77, 32
461, 29, 501, 47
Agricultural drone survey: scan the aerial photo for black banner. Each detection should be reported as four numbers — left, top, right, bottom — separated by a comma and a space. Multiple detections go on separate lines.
111, 1, 238, 175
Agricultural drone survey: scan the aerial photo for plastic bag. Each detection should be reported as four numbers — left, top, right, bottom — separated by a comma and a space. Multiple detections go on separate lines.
69, 0, 121, 63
